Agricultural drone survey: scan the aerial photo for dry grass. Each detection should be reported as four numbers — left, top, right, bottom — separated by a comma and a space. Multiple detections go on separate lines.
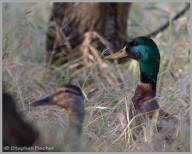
2, 2, 190, 152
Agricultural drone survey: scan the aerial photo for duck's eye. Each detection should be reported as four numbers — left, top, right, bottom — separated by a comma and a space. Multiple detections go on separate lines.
131, 41, 138, 46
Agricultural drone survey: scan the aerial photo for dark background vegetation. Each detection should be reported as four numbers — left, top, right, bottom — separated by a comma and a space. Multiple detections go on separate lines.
3, 2, 190, 152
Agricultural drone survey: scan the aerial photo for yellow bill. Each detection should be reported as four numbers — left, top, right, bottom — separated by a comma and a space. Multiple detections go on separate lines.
105, 47, 127, 59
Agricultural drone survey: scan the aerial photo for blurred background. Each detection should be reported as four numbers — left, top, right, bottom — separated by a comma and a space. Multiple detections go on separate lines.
2, 2, 190, 152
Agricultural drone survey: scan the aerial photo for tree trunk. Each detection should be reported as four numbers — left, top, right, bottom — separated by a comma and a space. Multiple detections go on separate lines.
46, 3, 131, 66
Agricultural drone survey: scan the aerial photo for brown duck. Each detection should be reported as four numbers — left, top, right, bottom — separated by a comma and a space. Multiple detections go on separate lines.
29, 84, 85, 151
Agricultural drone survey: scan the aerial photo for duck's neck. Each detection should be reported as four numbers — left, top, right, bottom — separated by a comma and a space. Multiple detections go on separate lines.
65, 113, 84, 151
140, 71, 157, 92
132, 82, 156, 109
68, 112, 84, 136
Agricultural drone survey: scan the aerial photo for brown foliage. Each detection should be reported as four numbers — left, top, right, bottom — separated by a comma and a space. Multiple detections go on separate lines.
46, 3, 131, 65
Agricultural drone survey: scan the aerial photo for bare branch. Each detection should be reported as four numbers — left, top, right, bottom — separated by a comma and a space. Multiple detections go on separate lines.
146, 3, 190, 38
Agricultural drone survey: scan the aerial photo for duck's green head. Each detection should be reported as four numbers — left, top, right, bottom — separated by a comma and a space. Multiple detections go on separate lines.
106, 36, 160, 90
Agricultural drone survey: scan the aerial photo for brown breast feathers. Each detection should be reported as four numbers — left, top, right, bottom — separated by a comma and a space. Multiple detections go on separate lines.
132, 82, 158, 112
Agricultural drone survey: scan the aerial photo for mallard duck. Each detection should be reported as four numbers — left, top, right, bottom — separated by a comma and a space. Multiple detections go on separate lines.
105, 36, 164, 142
106, 36, 160, 116
29, 84, 85, 151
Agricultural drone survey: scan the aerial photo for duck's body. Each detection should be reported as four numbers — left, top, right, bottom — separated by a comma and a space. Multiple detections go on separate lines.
106, 36, 160, 115
29, 84, 85, 151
